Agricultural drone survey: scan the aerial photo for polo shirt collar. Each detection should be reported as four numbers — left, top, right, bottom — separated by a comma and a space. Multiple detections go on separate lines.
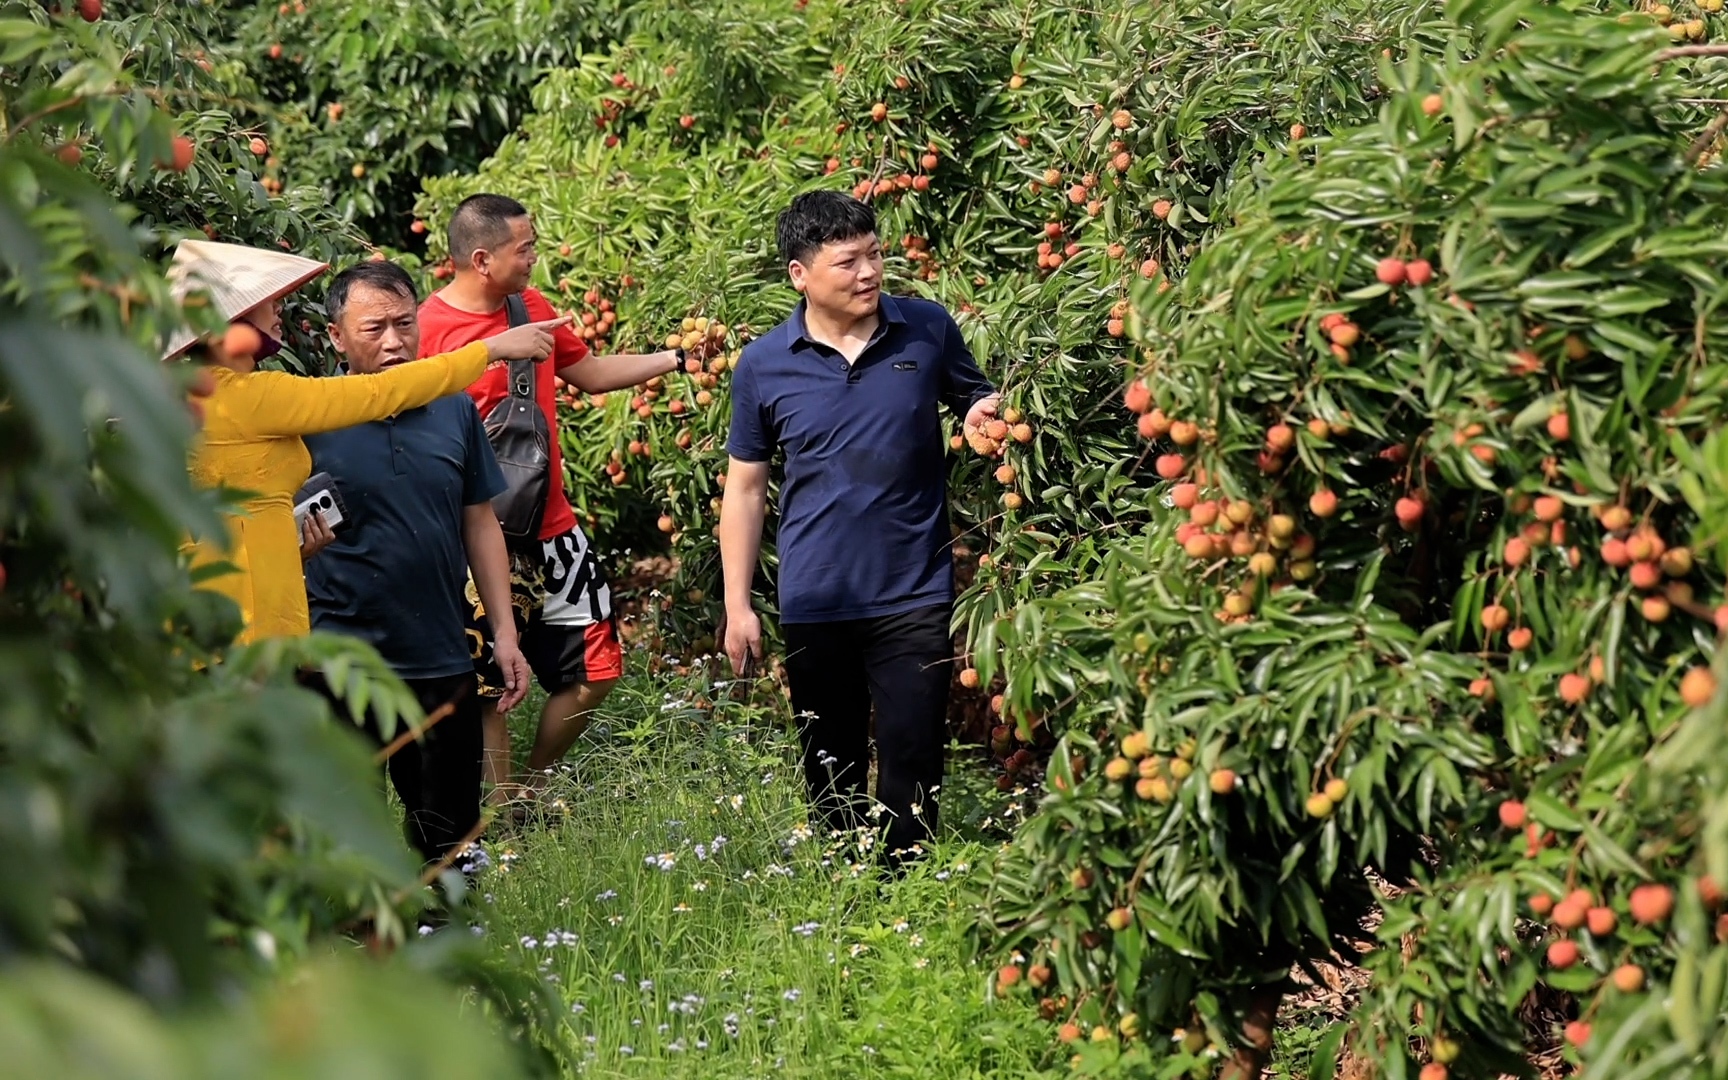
788, 295, 905, 351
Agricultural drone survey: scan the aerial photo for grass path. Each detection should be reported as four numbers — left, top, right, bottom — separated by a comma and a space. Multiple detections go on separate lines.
472, 668, 1062, 1078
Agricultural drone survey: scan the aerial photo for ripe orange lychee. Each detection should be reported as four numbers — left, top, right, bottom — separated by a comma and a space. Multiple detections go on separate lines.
1564, 1020, 1590, 1048
166, 135, 195, 173
1546, 939, 1579, 969
1058, 1022, 1082, 1043
222, 322, 262, 360
1682, 667, 1718, 707
1558, 672, 1591, 704
1375, 257, 1407, 286
1529, 893, 1554, 917
1209, 768, 1236, 794
997, 964, 1022, 989
1152, 199, 1173, 220
1421, 93, 1444, 116
1136, 776, 1170, 801
1552, 899, 1587, 930
1265, 423, 1295, 452
1168, 420, 1199, 446
1701, 876, 1725, 907
1406, 259, 1433, 286
1612, 963, 1645, 993
1546, 412, 1571, 441
1480, 604, 1510, 633
1395, 497, 1424, 531
1103, 757, 1133, 782
1629, 883, 1674, 925
1419, 1065, 1447, 1080
1587, 906, 1617, 936
1498, 799, 1527, 829
1629, 561, 1662, 590
1105, 906, 1133, 931
960, 667, 981, 689
1661, 547, 1693, 576
870, 103, 888, 122
1155, 454, 1186, 480
1508, 626, 1533, 651
1309, 489, 1338, 518
1504, 537, 1529, 567
1600, 537, 1631, 567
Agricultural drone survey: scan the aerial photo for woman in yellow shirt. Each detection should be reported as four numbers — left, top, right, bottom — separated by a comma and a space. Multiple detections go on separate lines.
166, 241, 566, 643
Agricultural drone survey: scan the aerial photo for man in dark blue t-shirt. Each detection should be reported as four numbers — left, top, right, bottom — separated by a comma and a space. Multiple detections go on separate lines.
720, 191, 999, 861
303, 260, 530, 867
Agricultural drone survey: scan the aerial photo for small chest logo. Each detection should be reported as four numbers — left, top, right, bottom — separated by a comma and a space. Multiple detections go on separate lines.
892, 361, 918, 371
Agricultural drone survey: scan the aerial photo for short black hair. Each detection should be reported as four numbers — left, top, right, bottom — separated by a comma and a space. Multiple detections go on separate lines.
776, 190, 876, 267
449, 193, 531, 264
327, 260, 417, 325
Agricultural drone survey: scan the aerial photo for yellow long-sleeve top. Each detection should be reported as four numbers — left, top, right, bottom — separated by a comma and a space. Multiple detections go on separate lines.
185, 342, 492, 643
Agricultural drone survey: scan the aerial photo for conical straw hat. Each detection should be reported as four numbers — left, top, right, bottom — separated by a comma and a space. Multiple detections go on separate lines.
161, 240, 329, 360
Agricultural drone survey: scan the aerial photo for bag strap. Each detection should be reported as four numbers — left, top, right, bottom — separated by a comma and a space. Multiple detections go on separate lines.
502, 293, 535, 402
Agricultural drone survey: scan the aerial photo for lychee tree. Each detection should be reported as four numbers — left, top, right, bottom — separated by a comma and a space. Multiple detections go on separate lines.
1, 3, 568, 1073
970, 1, 1728, 1076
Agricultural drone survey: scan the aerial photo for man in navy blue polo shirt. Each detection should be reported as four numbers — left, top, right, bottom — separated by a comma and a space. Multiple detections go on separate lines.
720, 190, 999, 861
303, 260, 531, 868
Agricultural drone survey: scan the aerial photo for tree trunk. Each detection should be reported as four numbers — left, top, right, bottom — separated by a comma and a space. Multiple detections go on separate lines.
1217, 988, 1285, 1080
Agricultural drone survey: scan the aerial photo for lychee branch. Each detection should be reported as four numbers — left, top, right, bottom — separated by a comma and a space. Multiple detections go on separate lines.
1656, 44, 1728, 61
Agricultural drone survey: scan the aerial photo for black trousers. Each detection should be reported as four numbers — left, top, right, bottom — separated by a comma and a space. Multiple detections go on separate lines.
302, 670, 483, 867
781, 602, 952, 859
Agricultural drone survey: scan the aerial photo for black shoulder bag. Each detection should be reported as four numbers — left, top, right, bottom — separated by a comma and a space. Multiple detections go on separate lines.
481, 293, 551, 547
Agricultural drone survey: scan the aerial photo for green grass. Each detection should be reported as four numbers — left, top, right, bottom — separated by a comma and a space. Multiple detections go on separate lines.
468, 664, 1065, 1078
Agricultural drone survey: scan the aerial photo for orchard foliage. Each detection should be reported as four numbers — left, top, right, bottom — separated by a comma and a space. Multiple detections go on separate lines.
1, 2, 560, 1074
12, 0, 1728, 1076
973, 2, 1728, 1078
235, 0, 635, 237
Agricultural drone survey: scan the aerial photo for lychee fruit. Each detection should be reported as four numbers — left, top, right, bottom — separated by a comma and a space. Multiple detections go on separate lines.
1629, 883, 1674, 925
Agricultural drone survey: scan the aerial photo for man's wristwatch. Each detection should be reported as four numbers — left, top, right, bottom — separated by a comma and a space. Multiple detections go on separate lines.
672, 346, 687, 370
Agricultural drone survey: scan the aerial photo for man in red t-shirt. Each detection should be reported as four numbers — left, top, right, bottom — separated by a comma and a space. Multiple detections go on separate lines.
419, 193, 682, 817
